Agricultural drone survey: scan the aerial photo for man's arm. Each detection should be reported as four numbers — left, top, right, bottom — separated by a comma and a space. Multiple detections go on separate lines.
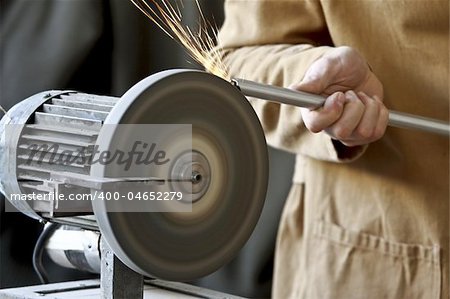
218, 0, 387, 161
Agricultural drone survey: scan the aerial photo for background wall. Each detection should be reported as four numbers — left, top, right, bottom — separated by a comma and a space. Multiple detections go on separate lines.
0, 1, 295, 297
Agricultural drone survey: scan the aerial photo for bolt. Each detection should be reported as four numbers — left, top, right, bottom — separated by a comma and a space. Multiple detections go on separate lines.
191, 171, 202, 184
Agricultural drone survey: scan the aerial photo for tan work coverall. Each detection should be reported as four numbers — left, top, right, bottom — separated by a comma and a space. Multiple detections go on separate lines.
218, 1, 449, 298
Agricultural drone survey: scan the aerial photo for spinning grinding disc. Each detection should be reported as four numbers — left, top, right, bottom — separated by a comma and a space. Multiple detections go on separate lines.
91, 70, 268, 281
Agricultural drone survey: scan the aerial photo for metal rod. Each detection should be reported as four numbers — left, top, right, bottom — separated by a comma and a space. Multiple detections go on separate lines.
233, 78, 450, 136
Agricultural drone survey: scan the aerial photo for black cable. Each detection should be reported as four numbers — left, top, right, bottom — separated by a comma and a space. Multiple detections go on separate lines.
32, 222, 61, 284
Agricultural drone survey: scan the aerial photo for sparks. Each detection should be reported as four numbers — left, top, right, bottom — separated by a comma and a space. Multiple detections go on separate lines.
130, 0, 229, 80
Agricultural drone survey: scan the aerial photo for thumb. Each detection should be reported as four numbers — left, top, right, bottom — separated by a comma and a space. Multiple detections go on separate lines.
290, 56, 337, 95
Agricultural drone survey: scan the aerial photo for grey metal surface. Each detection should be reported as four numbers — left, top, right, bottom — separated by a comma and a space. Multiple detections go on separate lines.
49, 216, 99, 231
46, 226, 101, 274
92, 70, 268, 281
0, 91, 64, 220
387, 112, 450, 135
234, 78, 450, 136
146, 279, 245, 298
0, 279, 244, 298
100, 238, 144, 299
1, 91, 119, 217
50, 172, 164, 191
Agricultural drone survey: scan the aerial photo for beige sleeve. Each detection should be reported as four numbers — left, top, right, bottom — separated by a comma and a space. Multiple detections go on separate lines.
218, 0, 365, 162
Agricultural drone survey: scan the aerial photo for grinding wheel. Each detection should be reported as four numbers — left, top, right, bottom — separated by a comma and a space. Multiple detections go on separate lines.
91, 70, 268, 281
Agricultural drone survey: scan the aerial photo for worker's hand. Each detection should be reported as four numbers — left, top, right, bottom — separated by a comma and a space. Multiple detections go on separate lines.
291, 46, 388, 147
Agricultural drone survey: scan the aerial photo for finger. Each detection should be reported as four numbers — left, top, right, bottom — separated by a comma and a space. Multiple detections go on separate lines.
291, 56, 339, 94
326, 90, 365, 140
353, 92, 380, 139
373, 104, 389, 140
301, 92, 345, 133
357, 93, 388, 142
339, 93, 388, 146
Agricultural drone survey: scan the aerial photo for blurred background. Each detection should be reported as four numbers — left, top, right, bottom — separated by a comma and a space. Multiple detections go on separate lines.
0, 0, 295, 297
